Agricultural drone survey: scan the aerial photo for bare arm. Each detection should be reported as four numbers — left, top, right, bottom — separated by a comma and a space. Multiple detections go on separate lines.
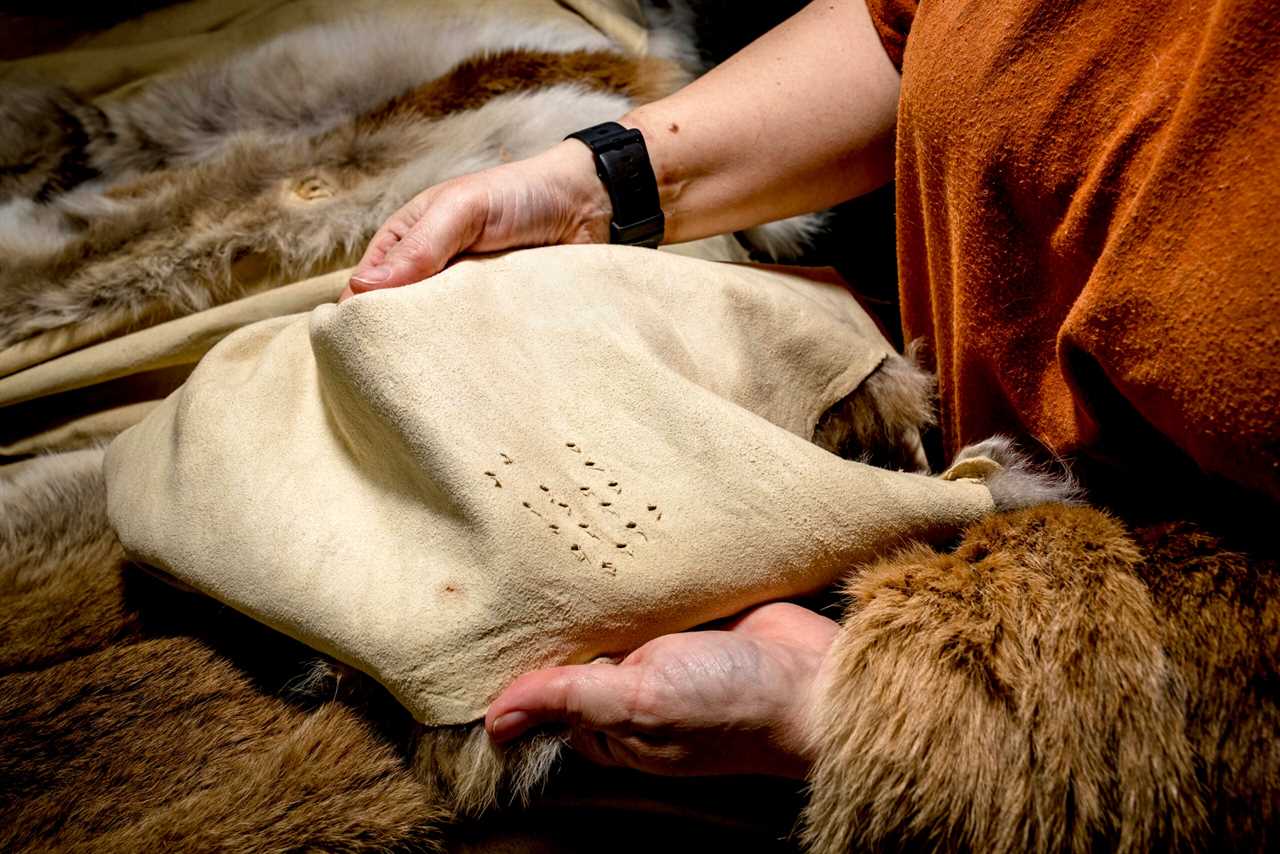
345, 0, 899, 295
620, 0, 900, 244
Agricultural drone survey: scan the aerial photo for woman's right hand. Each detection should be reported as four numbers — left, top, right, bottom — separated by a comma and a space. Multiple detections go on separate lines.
341, 140, 611, 301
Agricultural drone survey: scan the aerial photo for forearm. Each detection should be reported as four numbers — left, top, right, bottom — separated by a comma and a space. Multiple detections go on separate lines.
582, 0, 901, 245
347, 1, 899, 292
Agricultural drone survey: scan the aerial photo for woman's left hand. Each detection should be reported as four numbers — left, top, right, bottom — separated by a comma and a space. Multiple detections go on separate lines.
484, 602, 837, 778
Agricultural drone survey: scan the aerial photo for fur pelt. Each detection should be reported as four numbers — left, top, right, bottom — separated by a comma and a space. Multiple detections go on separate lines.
811, 349, 1083, 508
0, 451, 450, 851
802, 503, 1280, 852
0, 449, 573, 837
0, 5, 820, 352
950, 434, 1083, 510
814, 343, 935, 473
0, 371, 1024, 845
10, 448, 1271, 849
0, 447, 808, 850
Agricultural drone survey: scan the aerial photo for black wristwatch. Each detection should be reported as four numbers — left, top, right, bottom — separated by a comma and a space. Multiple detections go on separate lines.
566, 122, 665, 248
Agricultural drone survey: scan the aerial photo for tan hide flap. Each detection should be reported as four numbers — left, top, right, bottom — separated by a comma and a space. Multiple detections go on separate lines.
105, 245, 995, 725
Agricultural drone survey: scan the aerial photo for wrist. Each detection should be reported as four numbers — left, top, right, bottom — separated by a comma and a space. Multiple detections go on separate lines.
766, 646, 828, 779
620, 109, 691, 242
536, 140, 612, 245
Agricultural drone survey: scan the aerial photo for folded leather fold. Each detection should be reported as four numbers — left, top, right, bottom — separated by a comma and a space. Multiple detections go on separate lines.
105, 245, 999, 725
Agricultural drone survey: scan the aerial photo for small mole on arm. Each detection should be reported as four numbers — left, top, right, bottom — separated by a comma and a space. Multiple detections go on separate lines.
668, 122, 679, 134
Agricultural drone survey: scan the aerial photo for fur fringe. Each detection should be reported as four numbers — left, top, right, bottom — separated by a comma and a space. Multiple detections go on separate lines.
413, 725, 566, 818
0, 447, 115, 592
952, 434, 1084, 510
801, 503, 1280, 852
813, 342, 935, 472
737, 211, 829, 262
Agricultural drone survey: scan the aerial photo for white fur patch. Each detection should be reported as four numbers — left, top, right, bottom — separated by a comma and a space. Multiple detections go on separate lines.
95, 11, 621, 172
0, 199, 77, 258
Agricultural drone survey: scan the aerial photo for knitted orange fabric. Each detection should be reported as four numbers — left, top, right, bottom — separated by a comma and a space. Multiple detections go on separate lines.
867, 0, 1279, 498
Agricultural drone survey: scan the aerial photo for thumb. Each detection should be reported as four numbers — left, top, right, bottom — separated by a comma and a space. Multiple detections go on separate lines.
349, 188, 486, 294
348, 224, 451, 293
485, 661, 639, 743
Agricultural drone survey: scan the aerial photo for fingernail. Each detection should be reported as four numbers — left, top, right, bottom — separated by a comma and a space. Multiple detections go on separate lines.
352, 265, 391, 284
490, 711, 529, 741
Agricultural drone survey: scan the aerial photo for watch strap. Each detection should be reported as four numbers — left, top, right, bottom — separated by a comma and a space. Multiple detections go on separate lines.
566, 122, 664, 248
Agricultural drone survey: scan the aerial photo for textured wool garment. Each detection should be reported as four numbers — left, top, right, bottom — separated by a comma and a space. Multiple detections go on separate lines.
105, 245, 996, 725
867, 0, 1280, 499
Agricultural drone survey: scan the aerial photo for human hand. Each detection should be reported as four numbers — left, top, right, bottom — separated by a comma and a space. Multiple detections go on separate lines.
340, 141, 611, 301
484, 602, 838, 779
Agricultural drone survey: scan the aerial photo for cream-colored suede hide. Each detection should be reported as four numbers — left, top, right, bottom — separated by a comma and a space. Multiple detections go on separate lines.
105, 245, 996, 725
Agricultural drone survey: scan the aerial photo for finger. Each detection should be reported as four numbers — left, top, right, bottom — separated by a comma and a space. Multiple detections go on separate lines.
372, 194, 485, 289
355, 225, 405, 274
349, 208, 419, 291
565, 727, 694, 776
363, 225, 448, 290
485, 661, 640, 743
563, 727, 628, 769
352, 185, 487, 293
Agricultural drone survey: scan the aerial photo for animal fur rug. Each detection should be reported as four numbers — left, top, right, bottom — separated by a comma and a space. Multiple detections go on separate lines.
0, 1, 818, 356
2, 445, 1276, 851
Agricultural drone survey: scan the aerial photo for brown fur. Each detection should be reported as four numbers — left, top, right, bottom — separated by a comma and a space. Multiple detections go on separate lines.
0, 451, 589, 846
18, 462, 1268, 850
813, 343, 935, 472
0, 48, 688, 351
0, 638, 447, 852
0, 83, 107, 202
0, 449, 116, 593
362, 50, 686, 129
0, 454, 447, 851
0, 479, 794, 851
802, 504, 1279, 852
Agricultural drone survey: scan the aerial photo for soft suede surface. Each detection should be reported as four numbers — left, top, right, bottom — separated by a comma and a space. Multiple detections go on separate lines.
106, 245, 995, 724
